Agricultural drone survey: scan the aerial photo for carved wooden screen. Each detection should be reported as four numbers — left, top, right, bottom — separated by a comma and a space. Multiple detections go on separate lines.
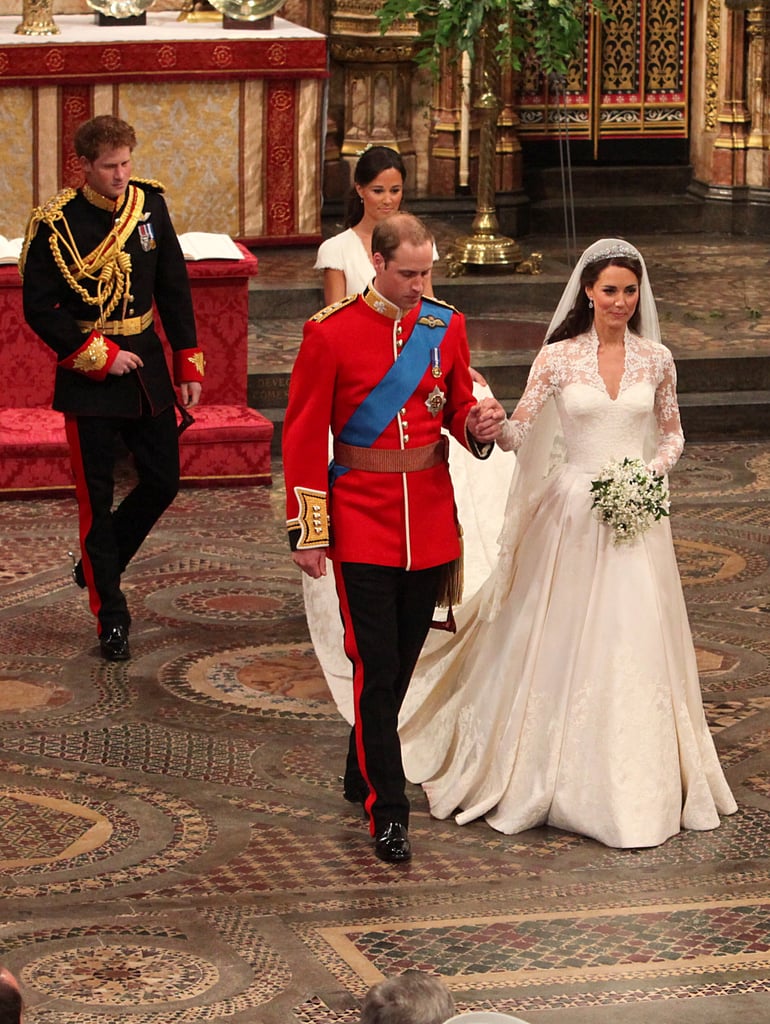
517, 0, 690, 154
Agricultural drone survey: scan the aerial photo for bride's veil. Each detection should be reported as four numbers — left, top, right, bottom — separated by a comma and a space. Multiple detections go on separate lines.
479, 237, 662, 621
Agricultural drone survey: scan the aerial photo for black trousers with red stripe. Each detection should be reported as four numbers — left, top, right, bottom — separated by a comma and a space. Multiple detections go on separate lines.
334, 560, 445, 835
65, 405, 179, 635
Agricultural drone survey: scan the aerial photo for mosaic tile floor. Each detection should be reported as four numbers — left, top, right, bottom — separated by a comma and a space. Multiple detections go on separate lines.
2, 230, 770, 1024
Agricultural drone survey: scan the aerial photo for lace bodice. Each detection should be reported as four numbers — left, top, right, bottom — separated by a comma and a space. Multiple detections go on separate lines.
498, 329, 684, 476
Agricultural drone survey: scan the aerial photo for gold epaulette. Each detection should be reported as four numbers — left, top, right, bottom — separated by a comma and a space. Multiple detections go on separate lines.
423, 295, 458, 314
18, 188, 78, 276
130, 177, 166, 193
308, 293, 357, 323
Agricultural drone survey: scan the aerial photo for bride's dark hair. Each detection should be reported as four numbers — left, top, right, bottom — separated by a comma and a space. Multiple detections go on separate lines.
546, 255, 643, 344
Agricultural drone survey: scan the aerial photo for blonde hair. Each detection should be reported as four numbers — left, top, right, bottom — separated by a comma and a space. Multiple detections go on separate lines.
360, 971, 455, 1024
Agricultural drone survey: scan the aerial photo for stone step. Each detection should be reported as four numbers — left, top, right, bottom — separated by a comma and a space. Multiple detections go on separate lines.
249, 314, 770, 454
248, 273, 567, 323
526, 194, 706, 237
523, 164, 694, 201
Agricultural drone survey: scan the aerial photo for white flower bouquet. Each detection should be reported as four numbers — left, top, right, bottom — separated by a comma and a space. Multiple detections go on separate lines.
590, 457, 670, 545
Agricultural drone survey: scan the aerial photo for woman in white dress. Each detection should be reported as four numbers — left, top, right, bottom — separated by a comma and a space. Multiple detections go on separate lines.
398, 238, 737, 849
315, 146, 412, 303
307, 149, 514, 720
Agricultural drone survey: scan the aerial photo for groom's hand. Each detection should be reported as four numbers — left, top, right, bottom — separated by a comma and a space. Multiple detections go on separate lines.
468, 396, 506, 443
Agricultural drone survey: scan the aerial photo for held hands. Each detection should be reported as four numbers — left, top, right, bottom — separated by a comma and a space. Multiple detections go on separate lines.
293, 548, 327, 579
467, 396, 507, 443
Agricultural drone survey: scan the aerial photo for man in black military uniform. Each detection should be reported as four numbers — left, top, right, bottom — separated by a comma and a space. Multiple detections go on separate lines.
20, 115, 205, 661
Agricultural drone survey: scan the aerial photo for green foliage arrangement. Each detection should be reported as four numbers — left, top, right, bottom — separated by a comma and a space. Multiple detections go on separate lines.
377, 0, 603, 77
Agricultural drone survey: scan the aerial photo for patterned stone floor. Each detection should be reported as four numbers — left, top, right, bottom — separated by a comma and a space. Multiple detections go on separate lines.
2, 230, 770, 1023
1, 440, 769, 1024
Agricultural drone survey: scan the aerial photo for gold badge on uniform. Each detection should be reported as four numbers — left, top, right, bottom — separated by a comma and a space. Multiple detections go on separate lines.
425, 384, 446, 417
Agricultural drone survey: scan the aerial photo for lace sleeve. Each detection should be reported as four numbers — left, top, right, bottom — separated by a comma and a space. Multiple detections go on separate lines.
498, 345, 558, 452
648, 347, 685, 476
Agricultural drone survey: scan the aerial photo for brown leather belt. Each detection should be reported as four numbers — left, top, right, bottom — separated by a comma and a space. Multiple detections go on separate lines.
333, 437, 447, 473
76, 310, 153, 336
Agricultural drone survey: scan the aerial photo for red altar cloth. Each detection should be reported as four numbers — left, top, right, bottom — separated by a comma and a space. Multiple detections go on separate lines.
0, 14, 327, 245
0, 246, 272, 496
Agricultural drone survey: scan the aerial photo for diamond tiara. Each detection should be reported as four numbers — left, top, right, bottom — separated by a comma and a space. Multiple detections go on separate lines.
582, 243, 640, 266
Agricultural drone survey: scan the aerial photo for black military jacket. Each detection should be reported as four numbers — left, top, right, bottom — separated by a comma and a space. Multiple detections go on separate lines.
22, 182, 199, 418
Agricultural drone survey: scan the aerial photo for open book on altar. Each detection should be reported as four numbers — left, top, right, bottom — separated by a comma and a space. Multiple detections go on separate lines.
0, 236, 23, 266
178, 232, 244, 261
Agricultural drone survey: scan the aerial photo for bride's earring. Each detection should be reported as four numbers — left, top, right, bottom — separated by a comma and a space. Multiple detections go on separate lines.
588, 298, 594, 309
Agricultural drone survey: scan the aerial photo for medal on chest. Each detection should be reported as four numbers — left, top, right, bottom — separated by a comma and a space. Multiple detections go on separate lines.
430, 346, 442, 378
425, 384, 446, 417
138, 220, 156, 252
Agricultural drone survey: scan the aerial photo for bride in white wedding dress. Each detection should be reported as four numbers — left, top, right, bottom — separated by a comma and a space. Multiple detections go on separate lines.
398, 238, 737, 849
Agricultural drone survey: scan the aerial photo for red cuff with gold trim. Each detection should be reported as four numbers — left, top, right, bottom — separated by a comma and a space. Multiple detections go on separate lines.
58, 331, 120, 381
173, 348, 206, 384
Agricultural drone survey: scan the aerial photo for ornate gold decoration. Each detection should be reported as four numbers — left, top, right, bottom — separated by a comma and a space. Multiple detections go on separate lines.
309, 294, 357, 323
289, 488, 330, 548
21, 185, 145, 324
187, 352, 206, 376
177, 0, 221, 21
515, 252, 543, 275
15, 0, 59, 35
73, 335, 110, 373
601, 0, 637, 93
520, 1, 689, 143
645, 0, 684, 92
704, 0, 721, 132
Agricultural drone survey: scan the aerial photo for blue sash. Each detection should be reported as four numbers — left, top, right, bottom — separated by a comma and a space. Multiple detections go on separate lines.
330, 299, 451, 485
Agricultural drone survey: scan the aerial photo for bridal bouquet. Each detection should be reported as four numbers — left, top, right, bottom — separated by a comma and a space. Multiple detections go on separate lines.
590, 457, 670, 545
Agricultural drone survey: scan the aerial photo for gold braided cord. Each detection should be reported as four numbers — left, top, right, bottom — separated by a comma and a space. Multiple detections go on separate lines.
18, 187, 77, 277
19, 185, 146, 326
130, 176, 166, 193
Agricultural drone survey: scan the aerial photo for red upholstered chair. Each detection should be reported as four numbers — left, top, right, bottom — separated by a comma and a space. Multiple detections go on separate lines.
158, 247, 273, 487
0, 264, 73, 497
0, 247, 272, 495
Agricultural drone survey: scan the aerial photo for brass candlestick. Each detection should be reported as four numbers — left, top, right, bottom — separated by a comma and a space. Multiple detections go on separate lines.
16, 0, 60, 35
447, 20, 521, 274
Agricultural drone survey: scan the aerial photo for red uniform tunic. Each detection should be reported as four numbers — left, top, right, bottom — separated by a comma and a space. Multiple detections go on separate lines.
283, 289, 488, 568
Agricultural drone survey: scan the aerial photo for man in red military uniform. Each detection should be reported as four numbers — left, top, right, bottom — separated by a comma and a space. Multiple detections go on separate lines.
283, 213, 504, 862
20, 115, 204, 662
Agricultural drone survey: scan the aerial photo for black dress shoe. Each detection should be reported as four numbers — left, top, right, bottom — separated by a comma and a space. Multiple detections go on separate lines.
374, 822, 411, 863
68, 550, 86, 589
100, 625, 131, 662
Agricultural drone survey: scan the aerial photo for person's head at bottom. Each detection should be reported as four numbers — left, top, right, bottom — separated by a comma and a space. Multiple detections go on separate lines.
360, 970, 455, 1024
0, 967, 23, 1024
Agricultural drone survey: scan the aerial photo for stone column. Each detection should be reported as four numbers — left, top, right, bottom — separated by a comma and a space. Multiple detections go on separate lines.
746, 5, 770, 187
710, 5, 751, 186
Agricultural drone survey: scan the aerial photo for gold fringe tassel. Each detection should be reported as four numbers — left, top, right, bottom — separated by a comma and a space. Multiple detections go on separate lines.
435, 525, 464, 609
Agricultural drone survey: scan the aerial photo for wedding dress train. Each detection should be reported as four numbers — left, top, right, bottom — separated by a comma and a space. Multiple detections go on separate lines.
398, 331, 737, 848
